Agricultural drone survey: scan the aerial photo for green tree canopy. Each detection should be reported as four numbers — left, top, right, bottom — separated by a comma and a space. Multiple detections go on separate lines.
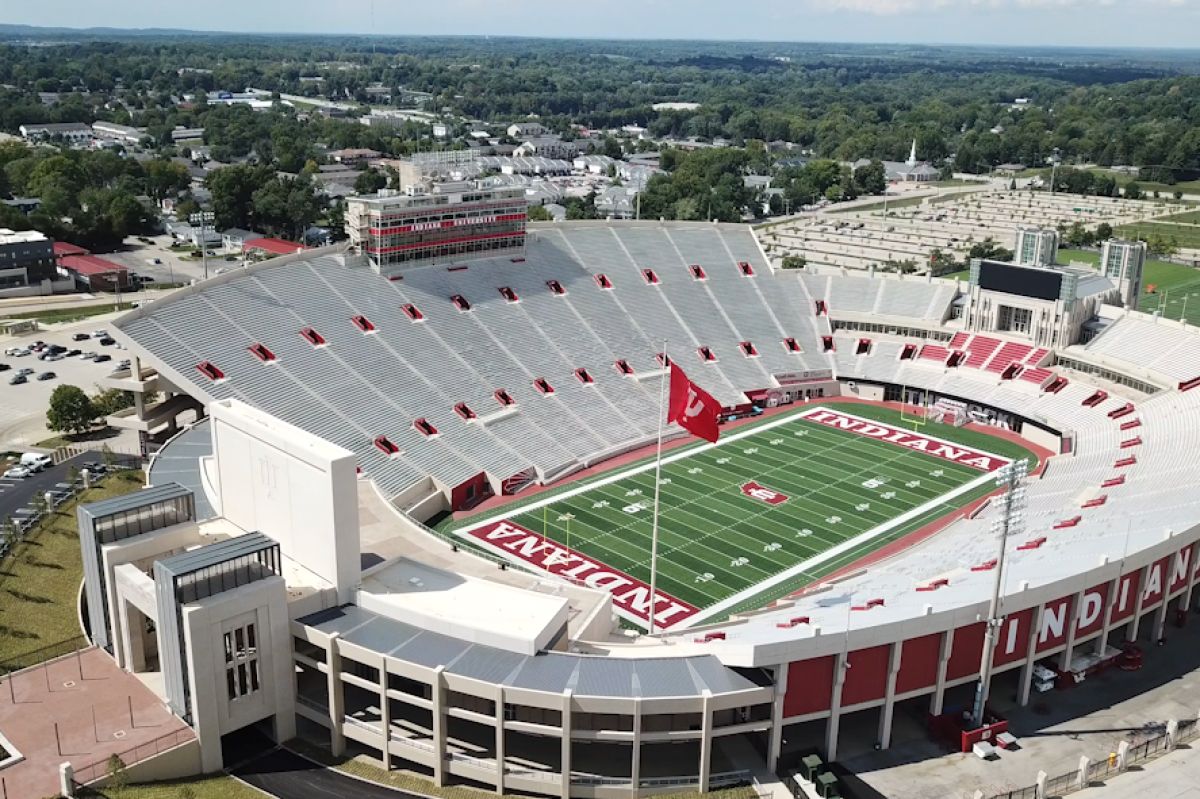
46, 384, 96, 436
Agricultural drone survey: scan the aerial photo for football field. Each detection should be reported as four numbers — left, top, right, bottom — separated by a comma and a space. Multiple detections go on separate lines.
455, 404, 1034, 630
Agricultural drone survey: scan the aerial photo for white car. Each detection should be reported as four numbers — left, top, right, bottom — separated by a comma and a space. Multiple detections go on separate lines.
92, 330, 109, 339
3, 466, 31, 479
20, 453, 53, 472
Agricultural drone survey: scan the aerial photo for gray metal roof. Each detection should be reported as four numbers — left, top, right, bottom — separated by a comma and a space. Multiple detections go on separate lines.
148, 421, 215, 520
300, 604, 759, 699
156, 531, 276, 579
80, 481, 193, 520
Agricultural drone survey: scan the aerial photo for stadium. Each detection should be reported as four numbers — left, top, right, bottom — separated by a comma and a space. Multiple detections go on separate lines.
66, 186, 1200, 798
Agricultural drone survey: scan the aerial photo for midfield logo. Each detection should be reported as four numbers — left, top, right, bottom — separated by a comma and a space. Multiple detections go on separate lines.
741, 482, 789, 505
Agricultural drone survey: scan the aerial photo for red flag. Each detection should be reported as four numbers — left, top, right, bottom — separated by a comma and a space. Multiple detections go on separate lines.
667, 363, 721, 443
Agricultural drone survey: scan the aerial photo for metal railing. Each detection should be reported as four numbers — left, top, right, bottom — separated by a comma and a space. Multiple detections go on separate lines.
70, 727, 194, 785
0, 635, 90, 676
984, 716, 1200, 799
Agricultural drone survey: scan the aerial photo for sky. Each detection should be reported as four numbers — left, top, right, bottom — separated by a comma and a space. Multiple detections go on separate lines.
5, 0, 1200, 49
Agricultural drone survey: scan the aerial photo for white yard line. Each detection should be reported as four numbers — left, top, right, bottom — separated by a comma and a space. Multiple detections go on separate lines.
679, 467, 998, 628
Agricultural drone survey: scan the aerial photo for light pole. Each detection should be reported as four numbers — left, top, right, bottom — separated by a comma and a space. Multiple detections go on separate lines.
189, 211, 214, 280
1048, 149, 1061, 195
971, 459, 1028, 729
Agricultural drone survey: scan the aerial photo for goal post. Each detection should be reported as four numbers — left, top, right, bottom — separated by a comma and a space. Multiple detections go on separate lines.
899, 386, 928, 428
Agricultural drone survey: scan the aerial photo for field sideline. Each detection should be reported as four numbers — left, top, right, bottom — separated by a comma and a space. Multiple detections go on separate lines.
454, 403, 1037, 629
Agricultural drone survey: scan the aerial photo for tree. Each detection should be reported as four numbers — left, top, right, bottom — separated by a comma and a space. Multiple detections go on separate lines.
968, 238, 1013, 262
1096, 222, 1113, 242
144, 158, 190, 201
91, 388, 138, 417
853, 161, 887, 196
353, 168, 387, 195
526, 204, 552, 222
106, 753, 129, 795
46, 385, 96, 436
781, 255, 807, 270
1124, 182, 1143, 200
928, 249, 958, 276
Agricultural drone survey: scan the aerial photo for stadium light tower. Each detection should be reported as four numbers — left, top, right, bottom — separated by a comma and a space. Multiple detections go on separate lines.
971, 458, 1028, 729
189, 211, 215, 280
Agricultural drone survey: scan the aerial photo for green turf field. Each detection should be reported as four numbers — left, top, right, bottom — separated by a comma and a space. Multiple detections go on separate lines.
456, 404, 1035, 628
1118, 221, 1200, 251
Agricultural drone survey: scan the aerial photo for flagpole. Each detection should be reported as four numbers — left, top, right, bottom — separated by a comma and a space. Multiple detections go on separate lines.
648, 341, 668, 635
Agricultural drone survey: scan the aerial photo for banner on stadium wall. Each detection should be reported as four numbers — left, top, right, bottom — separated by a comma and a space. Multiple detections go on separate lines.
459, 520, 700, 629
797, 406, 1010, 472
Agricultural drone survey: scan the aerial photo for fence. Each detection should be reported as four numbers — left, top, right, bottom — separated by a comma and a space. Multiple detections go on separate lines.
984, 713, 1200, 799
70, 727, 195, 786
0, 635, 90, 676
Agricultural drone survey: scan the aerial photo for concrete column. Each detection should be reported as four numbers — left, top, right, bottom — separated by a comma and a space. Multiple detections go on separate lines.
1035, 770, 1047, 797
327, 633, 346, 757
432, 665, 447, 787
59, 763, 75, 798
1018, 604, 1044, 707
1117, 740, 1131, 771
1077, 756, 1090, 790
1182, 543, 1200, 614
930, 628, 955, 717
878, 642, 902, 750
699, 690, 714, 792
561, 689, 573, 799
1126, 565, 1150, 642
1058, 591, 1084, 672
630, 698, 642, 796
378, 662, 391, 771
825, 652, 847, 762
1154, 551, 1183, 641
1095, 577, 1120, 656
1167, 719, 1179, 750
767, 662, 789, 772
494, 685, 505, 795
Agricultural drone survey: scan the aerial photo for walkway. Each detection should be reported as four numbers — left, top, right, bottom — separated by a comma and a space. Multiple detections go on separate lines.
233, 748, 431, 799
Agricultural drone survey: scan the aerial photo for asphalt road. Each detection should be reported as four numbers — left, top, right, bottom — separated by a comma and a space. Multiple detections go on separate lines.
234, 748, 432, 799
0, 452, 91, 524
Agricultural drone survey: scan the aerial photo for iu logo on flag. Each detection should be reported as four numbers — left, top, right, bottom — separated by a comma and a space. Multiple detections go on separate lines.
741, 481, 788, 505
667, 363, 721, 443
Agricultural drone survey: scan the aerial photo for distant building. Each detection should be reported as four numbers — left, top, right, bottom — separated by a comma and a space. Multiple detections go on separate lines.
221, 228, 265, 254
1015, 227, 1060, 268
595, 186, 640, 220
507, 121, 548, 139
1099, 238, 1147, 310
329, 148, 381, 166
513, 137, 580, 161
18, 122, 94, 145
243, 237, 309, 260
0, 229, 57, 290
171, 127, 206, 144
1, 197, 40, 215
346, 184, 527, 276
854, 140, 937, 183
91, 121, 147, 146
57, 253, 131, 291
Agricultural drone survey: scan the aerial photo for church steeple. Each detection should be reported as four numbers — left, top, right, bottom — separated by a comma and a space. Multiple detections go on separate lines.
906, 138, 918, 168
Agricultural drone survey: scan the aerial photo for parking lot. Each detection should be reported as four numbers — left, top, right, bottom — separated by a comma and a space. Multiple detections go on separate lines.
0, 454, 117, 540
99, 233, 238, 285
0, 318, 135, 448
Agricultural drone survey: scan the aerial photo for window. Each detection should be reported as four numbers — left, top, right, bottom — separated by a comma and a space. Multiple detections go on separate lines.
402, 303, 424, 321
689, 264, 707, 280
614, 359, 633, 376
698, 346, 717, 362
499, 286, 519, 302
546, 279, 566, 295
900, 343, 917, 360
737, 261, 754, 277
223, 623, 260, 701
300, 327, 325, 346
494, 388, 515, 407
450, 294, 471, 311
575, 367, 594, 384
642, 268, 660, 285
856, 338, 871, 355
739, 341, 758, 357
821, 336, 834, 352
248, 343, 275, 363
783, 337, 801, 353
815, 299, 827, 315
414, 418, 438, 436
595, 274, 613, 290
533, 378, 554, 395
352, 315, 375, 332
655, 352, 671, 367
374, 435, 400, 456
196, 361, 224, 381
454, 402, 476, 421
998, 305, 1032, 334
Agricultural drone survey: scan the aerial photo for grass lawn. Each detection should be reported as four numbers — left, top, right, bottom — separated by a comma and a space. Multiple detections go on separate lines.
939, 269, 970, 281
0, 469, 143, 668
829, 195, 928, 214
1160, 209, 1200, 225
8, 302, 134, 326
1058, 248, 1200, 325
455, 403, 1035, 626
81, 773, 264, 799
287, 738, 758, 799
1118, 221, 1200, 251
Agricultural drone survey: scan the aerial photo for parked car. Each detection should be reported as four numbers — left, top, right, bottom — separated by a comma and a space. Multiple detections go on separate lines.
93, 354, 112, 363
10, 348, 30, 357
8, 374, 27, 385
17, 368, 34, 376
72, 332, 91, 341
19, 453, 52, 472
92, 330, 109, 339
0, 363, 9, 372
99, 337, 116, 347
2, 466, 31, 479
4, 346, 23, 356
66, 349, 81, 357
37, 371, 56, 381
78, 351, 96, 360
